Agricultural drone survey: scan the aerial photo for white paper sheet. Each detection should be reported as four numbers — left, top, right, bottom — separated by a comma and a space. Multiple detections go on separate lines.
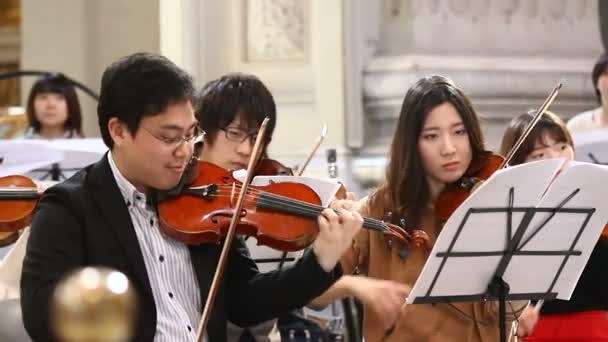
407, 159, 607, 304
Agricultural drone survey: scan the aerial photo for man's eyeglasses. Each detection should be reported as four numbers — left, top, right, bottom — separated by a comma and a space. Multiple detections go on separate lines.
221, 127, 260, 144
141, 125, 205, 148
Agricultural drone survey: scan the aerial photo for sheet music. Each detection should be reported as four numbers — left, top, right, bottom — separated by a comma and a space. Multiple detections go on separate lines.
407, 159, 608, 304
516, 161, 608, 299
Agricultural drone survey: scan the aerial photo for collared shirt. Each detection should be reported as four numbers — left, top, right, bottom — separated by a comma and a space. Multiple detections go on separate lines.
108, 152, 202, 341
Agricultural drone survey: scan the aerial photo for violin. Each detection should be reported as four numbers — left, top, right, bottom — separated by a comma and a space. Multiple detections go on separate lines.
254, 158, 294, 176
0, 175, 41, 246
157, 160, 412, 251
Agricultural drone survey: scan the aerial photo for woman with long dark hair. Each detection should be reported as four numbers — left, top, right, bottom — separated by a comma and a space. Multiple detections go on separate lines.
311, 75, 526, 341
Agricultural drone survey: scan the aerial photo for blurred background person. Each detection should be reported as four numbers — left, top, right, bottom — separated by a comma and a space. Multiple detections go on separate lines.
22, 74, 83, 139
567, 51, 608, 134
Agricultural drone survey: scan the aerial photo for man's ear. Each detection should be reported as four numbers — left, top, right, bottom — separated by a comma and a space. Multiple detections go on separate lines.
108, 118, 131, 147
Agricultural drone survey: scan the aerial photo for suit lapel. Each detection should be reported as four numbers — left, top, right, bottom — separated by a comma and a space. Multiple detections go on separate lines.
86, 154, 153, 298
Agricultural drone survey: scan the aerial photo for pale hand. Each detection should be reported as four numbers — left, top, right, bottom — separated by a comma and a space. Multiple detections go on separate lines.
516, 305, 540, 338
350, 276, 410, 330
312, 200, 363, 273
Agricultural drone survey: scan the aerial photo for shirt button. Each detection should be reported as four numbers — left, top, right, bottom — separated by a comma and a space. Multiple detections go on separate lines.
150, 218, 154, 226
168, 292, 173, 299
187, 326, 192, 332
159, 255, 165, 262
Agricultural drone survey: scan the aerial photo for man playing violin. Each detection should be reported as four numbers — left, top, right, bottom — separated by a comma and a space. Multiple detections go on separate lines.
20, 52, 364, 342
194, 72, 287, 341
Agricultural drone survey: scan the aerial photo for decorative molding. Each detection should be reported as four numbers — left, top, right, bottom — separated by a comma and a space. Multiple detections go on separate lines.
379, 0, 598, 56
246, 0, 309, 62
0, 27, 19, 63
400, 0, 591, 21
359, 54, 598, 160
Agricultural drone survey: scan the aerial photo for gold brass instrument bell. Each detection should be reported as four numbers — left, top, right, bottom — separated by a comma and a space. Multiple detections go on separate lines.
51, 267, 137, 342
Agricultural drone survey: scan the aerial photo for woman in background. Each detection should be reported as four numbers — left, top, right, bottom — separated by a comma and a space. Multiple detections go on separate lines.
23, 74, 83, 139
311, 75, 526, 341
500, 110, 608, 341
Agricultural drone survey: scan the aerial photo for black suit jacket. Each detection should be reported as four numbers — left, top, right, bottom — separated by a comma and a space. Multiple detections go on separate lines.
21, 155, 340, 341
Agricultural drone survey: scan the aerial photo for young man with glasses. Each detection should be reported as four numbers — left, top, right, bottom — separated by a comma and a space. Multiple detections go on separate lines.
196, 73, 275, 173
195, 73, 295, 342
21, 53, 363, 342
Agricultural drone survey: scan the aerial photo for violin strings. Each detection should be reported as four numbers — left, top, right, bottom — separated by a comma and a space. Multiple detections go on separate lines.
184, 184, 403, 236
0, 188, 39, 199
201, 184, 398, 234
200, 186, 390, 232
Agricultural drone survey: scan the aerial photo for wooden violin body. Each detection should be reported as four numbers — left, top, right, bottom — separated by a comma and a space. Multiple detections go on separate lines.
0, 175, 40, 246
157, 160, 411, 251
0, 175, 39, 232
158, 161, 321, 251
254, 158, 294, 176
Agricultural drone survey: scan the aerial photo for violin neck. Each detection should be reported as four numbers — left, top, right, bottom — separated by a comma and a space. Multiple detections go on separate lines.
257, 192, 388, 233
0, 188, 39, 199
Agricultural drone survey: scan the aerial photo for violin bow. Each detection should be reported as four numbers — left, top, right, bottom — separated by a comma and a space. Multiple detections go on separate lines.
296, 124, 328, 176
500, 81, 563, 168
194, 117, 271, 342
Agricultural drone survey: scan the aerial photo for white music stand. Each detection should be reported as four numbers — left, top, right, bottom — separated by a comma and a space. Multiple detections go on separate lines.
407, 160, 608, 342
0, 140, 62, 177
23, 138, 107, 181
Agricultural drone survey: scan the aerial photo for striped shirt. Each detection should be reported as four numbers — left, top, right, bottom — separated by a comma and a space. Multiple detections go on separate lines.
108, 152, 202, 341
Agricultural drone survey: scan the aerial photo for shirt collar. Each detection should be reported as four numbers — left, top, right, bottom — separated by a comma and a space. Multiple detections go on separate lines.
107, 151, 150, 209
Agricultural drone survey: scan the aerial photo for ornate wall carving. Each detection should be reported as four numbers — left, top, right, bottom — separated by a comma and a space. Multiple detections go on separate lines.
380, 0, 598, 56
246, 0, 309, 62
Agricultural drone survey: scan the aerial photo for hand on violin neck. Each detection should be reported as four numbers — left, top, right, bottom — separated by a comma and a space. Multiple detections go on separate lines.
312, 205, 363, 273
